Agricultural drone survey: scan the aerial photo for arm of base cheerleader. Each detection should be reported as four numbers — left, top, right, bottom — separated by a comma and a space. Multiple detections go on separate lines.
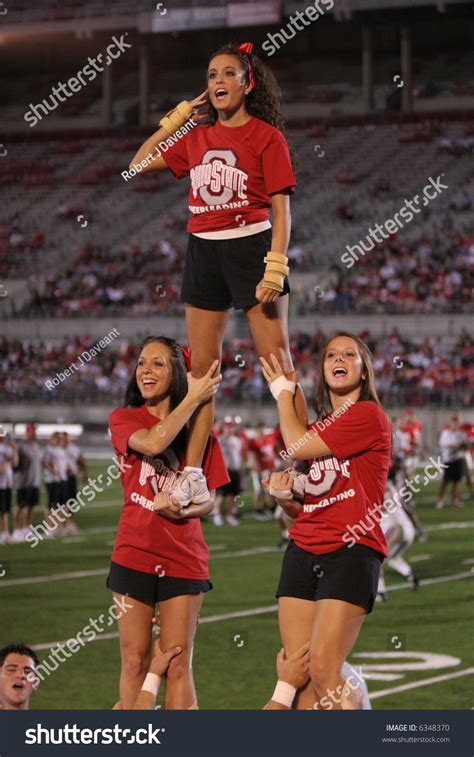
182, 491, 216, 519
133, 646, 182, 710
263, 645, 310, 710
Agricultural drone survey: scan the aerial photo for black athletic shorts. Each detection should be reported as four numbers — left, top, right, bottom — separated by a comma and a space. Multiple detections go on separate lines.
66, 474, 77, 501
0, 489, 12, 514
17, 487, 40, 508
443, 459, 464, 483
46, 482, 61, 509
106, 560, 213, 605
181, 228, 290, 311
217, 470, 241, 497
276, 540, 383, 614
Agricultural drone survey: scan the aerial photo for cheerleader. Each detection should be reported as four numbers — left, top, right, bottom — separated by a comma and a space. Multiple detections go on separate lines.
107, 336, 229, 709
130, 41, 307, 508
260, 331, 391, 709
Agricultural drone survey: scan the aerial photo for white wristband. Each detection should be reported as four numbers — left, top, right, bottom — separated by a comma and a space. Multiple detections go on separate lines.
271, 680, 297, 707
269, 376, 296, 401
142, 672, 161, 696
268, 486, 293, 500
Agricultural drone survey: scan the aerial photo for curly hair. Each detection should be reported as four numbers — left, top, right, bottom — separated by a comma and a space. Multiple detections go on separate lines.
206, 43, 299, 170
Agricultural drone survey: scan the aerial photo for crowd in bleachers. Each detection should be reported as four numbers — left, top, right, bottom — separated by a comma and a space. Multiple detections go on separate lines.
1, 328, 471, 408
295, 231, 473, 315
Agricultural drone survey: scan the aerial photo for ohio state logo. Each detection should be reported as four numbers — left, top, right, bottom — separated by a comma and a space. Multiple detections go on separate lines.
190, 149, 248, 205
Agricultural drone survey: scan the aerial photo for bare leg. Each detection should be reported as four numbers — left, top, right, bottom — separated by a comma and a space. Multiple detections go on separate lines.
158, 593, 204, 709
114, 593, 154, 709
278, 596, 317, 709
185, 305, 229, 467
244, 296, 308, 426
310, 599, 366, 710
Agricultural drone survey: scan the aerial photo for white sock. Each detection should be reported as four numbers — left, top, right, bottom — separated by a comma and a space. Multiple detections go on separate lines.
184, 466, 203, 476
388, 556, 412, 578
377, 574, 386, 593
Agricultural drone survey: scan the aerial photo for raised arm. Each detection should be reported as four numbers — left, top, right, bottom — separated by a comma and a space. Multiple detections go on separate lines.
128, 361, 221, 457
130, 90, 208, 173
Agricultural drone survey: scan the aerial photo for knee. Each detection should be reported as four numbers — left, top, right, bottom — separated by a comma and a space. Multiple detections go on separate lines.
121, 648, 149, 680
309, 653, 339, 694
190, 354, 221, 378
166, 649, 192, 683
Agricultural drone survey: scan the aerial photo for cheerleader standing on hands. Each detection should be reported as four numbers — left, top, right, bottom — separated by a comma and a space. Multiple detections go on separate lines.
131, 41, 307, 508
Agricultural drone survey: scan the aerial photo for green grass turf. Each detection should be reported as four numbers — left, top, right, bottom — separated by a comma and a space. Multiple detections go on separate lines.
0, 459, 472, 710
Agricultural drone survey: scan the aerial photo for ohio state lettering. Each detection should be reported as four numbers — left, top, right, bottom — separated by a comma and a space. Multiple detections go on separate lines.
306, 455, 351, 500
190, 149, 248, 205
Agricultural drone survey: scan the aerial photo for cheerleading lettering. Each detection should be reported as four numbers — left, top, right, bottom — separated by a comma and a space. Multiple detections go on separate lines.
190, 149, 249, 214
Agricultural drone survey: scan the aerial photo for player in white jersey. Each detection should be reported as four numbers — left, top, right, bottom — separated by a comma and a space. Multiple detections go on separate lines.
0, 435, 18, 544
377, 479, 418, 601
61, 432, 88, 534
42, 432, 69, 535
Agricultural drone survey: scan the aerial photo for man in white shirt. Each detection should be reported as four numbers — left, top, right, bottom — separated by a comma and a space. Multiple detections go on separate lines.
436, 414, 467, 509
0, 435, 18, 544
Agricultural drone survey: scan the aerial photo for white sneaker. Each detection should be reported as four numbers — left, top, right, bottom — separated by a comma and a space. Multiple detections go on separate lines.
226, 515, 239, 527
435, 500, 444, 509
285, 468, 308, 501
65, 521, 80, 534
168, 469, 211, 508
0, 533, 6, 545
11, 529, 25, 543
213, 512, 224, 526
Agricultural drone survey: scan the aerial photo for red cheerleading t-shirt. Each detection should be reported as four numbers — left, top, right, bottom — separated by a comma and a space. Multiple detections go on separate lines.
109, 404, 229, 579
290, 401, 391, 558
162, 116, 296, 233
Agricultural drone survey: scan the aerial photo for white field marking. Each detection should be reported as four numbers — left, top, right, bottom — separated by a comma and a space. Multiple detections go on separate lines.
62, 537, 86, 544
28, 571, 473, 653
462, 558, 474, 565
0, 546, 280, 587
409, 554, 432, 563
425, 521, 474, 532
370, 667, 474, 700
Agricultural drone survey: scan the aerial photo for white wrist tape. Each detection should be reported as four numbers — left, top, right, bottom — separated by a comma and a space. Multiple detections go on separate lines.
269, 376, 296, 401
268, 486, 293, 500
142, 672, 161, 696
271, 680, 297, 708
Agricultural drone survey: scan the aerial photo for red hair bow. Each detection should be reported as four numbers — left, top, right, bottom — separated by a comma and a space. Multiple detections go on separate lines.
181, 345, 192, 371
236, 41, 255, 92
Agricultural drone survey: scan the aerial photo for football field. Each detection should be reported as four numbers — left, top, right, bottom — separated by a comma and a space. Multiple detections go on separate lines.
1, 458, 473, 710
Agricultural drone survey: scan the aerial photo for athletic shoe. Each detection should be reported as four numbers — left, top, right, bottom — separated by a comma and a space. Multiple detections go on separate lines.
415, 527, 428, 543
409, 573, 419, 591
452, 500, 463, 508
226, 515, 239, 527
435, 500, 444, 509
213, 512, 224, 527
168, 469, 211, 508
11, 529, 25, 543
375, 591, 388, 603
65, 522, 80, 534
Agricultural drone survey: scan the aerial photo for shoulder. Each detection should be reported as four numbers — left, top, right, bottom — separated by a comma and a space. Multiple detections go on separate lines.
253, 118, 289, 146
109, 406, 143, 425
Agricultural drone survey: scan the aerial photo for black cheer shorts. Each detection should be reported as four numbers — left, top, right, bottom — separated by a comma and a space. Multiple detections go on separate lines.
276, 540, 383, 614
106, 561, 213, 606
181, 228, 290, 311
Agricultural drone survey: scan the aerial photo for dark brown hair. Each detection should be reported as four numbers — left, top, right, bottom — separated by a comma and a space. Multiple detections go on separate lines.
206, 43, 299, 170
313, 331, 382, 418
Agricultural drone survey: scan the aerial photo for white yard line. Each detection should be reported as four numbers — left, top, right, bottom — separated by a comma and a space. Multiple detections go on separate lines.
370, 667, 474, 700
409, 554, 432, 563
29, 570, 473, 653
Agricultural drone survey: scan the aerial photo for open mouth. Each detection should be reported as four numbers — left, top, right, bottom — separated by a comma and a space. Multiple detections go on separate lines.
215, 88, 228, 101
142, 378, 158, 388
332, 367, 348, 377
12, 682, 25, 690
